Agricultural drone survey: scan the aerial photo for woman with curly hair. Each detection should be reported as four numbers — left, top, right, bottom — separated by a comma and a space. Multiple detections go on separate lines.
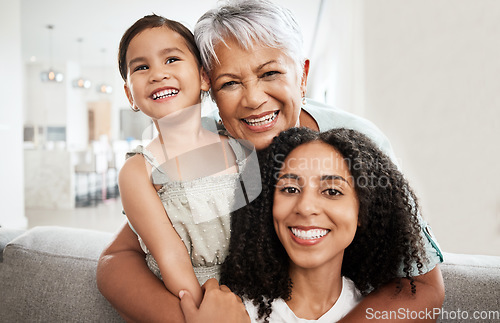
221, 127, 427, 322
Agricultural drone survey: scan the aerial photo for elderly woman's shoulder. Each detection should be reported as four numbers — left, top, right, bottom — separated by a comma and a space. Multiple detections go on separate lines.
303, 99, 376, 131
304, 99, 397, 162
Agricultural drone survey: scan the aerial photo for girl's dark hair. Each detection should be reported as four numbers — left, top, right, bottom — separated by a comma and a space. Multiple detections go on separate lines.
118, 14, 202, 81
221, 127, 426, 322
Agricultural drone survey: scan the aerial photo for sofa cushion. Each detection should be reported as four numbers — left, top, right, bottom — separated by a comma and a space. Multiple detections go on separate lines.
1, 227, 499, 322
0, 226, 123, 322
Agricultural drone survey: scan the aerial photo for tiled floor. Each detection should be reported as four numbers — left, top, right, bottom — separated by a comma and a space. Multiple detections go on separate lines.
26, 197, 126, 233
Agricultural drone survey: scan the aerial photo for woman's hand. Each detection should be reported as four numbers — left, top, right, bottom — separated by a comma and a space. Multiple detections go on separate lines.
180, 279, 250, 323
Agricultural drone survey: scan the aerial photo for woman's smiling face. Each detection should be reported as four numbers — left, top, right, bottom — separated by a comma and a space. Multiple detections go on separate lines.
273, 141, 359, 272
210, 38, 307, 150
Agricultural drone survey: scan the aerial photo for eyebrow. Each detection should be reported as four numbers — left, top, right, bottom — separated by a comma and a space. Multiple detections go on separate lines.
277, 174, 350, 186
213, 60, 278, 83
277, 173, 300, 181
256, 60, 277, 71
213, 72, 239, 83
128, 47, 185, 68
321, 175, 350, 186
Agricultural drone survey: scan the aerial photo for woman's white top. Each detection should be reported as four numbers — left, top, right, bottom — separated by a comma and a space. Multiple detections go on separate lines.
244, 277, 362, 323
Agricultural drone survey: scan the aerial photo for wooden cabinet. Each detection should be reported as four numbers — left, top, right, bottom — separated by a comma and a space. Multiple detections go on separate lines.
87, 100, 111, 141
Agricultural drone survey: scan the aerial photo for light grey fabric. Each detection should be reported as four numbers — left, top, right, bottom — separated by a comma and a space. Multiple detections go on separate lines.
439, 252, 500, 322
0, 226, 123, 323
0, 228, 25, 262
1, 227, 499, 322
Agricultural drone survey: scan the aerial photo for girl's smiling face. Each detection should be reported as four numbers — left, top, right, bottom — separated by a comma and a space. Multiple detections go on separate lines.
124, 26, 209, 120
273, 141, 359, 272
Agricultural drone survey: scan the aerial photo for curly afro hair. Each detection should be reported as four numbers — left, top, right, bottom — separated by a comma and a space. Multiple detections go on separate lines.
221, 127, 427, 322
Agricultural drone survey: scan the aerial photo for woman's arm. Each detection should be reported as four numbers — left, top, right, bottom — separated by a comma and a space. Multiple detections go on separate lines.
339, 266, 445, 322
118, 155, 203, 307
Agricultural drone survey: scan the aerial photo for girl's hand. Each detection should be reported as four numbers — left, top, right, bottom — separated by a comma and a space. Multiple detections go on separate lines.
179, 279, 250, 323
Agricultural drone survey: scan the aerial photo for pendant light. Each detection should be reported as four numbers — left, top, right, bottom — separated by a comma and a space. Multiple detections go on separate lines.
72, 38, 91, 89
40, 25, 64, 83
96, 48, 113, 94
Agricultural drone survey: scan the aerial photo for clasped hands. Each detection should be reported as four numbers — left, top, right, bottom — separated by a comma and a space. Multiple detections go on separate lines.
179, 278, 250, 323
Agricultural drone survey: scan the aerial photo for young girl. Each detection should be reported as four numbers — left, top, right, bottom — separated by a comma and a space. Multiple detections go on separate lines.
222, 127, 427, 322
117, 14, 257, 308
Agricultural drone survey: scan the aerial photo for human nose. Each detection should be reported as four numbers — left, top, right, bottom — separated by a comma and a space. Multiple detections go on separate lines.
294, 188, 320, 217
150, 65, 170, 82
241, 79, 267, 109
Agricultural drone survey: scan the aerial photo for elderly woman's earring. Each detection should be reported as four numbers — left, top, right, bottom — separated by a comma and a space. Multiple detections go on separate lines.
301, 96, 307, 107
131, 105, 140, 112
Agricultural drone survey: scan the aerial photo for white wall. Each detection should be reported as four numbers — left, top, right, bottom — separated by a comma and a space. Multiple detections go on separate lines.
366, 0, 500, 256
308, 0, 365, 116
312, 0, 500, 256
65, 61, 89, 150
0, 0, 28, 228
24, 63, 67, 127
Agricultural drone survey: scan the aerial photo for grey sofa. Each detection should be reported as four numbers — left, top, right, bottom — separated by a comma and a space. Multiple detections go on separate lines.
1, 226, 499, 322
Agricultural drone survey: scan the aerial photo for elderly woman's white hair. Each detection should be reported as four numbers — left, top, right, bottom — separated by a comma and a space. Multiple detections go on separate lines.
194, 0, 306, 78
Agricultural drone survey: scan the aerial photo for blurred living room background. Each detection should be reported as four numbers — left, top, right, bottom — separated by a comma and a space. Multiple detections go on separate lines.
1, 0, 499, 256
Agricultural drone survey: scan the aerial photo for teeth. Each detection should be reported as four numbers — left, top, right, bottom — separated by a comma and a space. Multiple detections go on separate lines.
152, 89, 179, 100
244, 111, 278, 126
290, 228, 329, 240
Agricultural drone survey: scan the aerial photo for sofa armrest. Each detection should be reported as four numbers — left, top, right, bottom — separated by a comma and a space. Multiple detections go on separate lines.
0, 226, 123, 322
439, 251, 500, 322
0, 227, 26, 262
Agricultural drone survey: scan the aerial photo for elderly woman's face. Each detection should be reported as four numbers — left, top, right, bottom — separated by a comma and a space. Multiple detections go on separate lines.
210, 39, 307, 150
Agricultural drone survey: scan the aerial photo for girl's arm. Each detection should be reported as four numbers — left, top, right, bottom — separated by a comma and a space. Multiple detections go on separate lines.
97, 223, 185, 322
118, 155, 203, 306
97, 228, 250, 323
180, 279, 250, 323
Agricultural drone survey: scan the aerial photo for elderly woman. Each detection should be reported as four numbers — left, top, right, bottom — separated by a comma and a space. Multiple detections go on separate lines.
97, 1, 444, 322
